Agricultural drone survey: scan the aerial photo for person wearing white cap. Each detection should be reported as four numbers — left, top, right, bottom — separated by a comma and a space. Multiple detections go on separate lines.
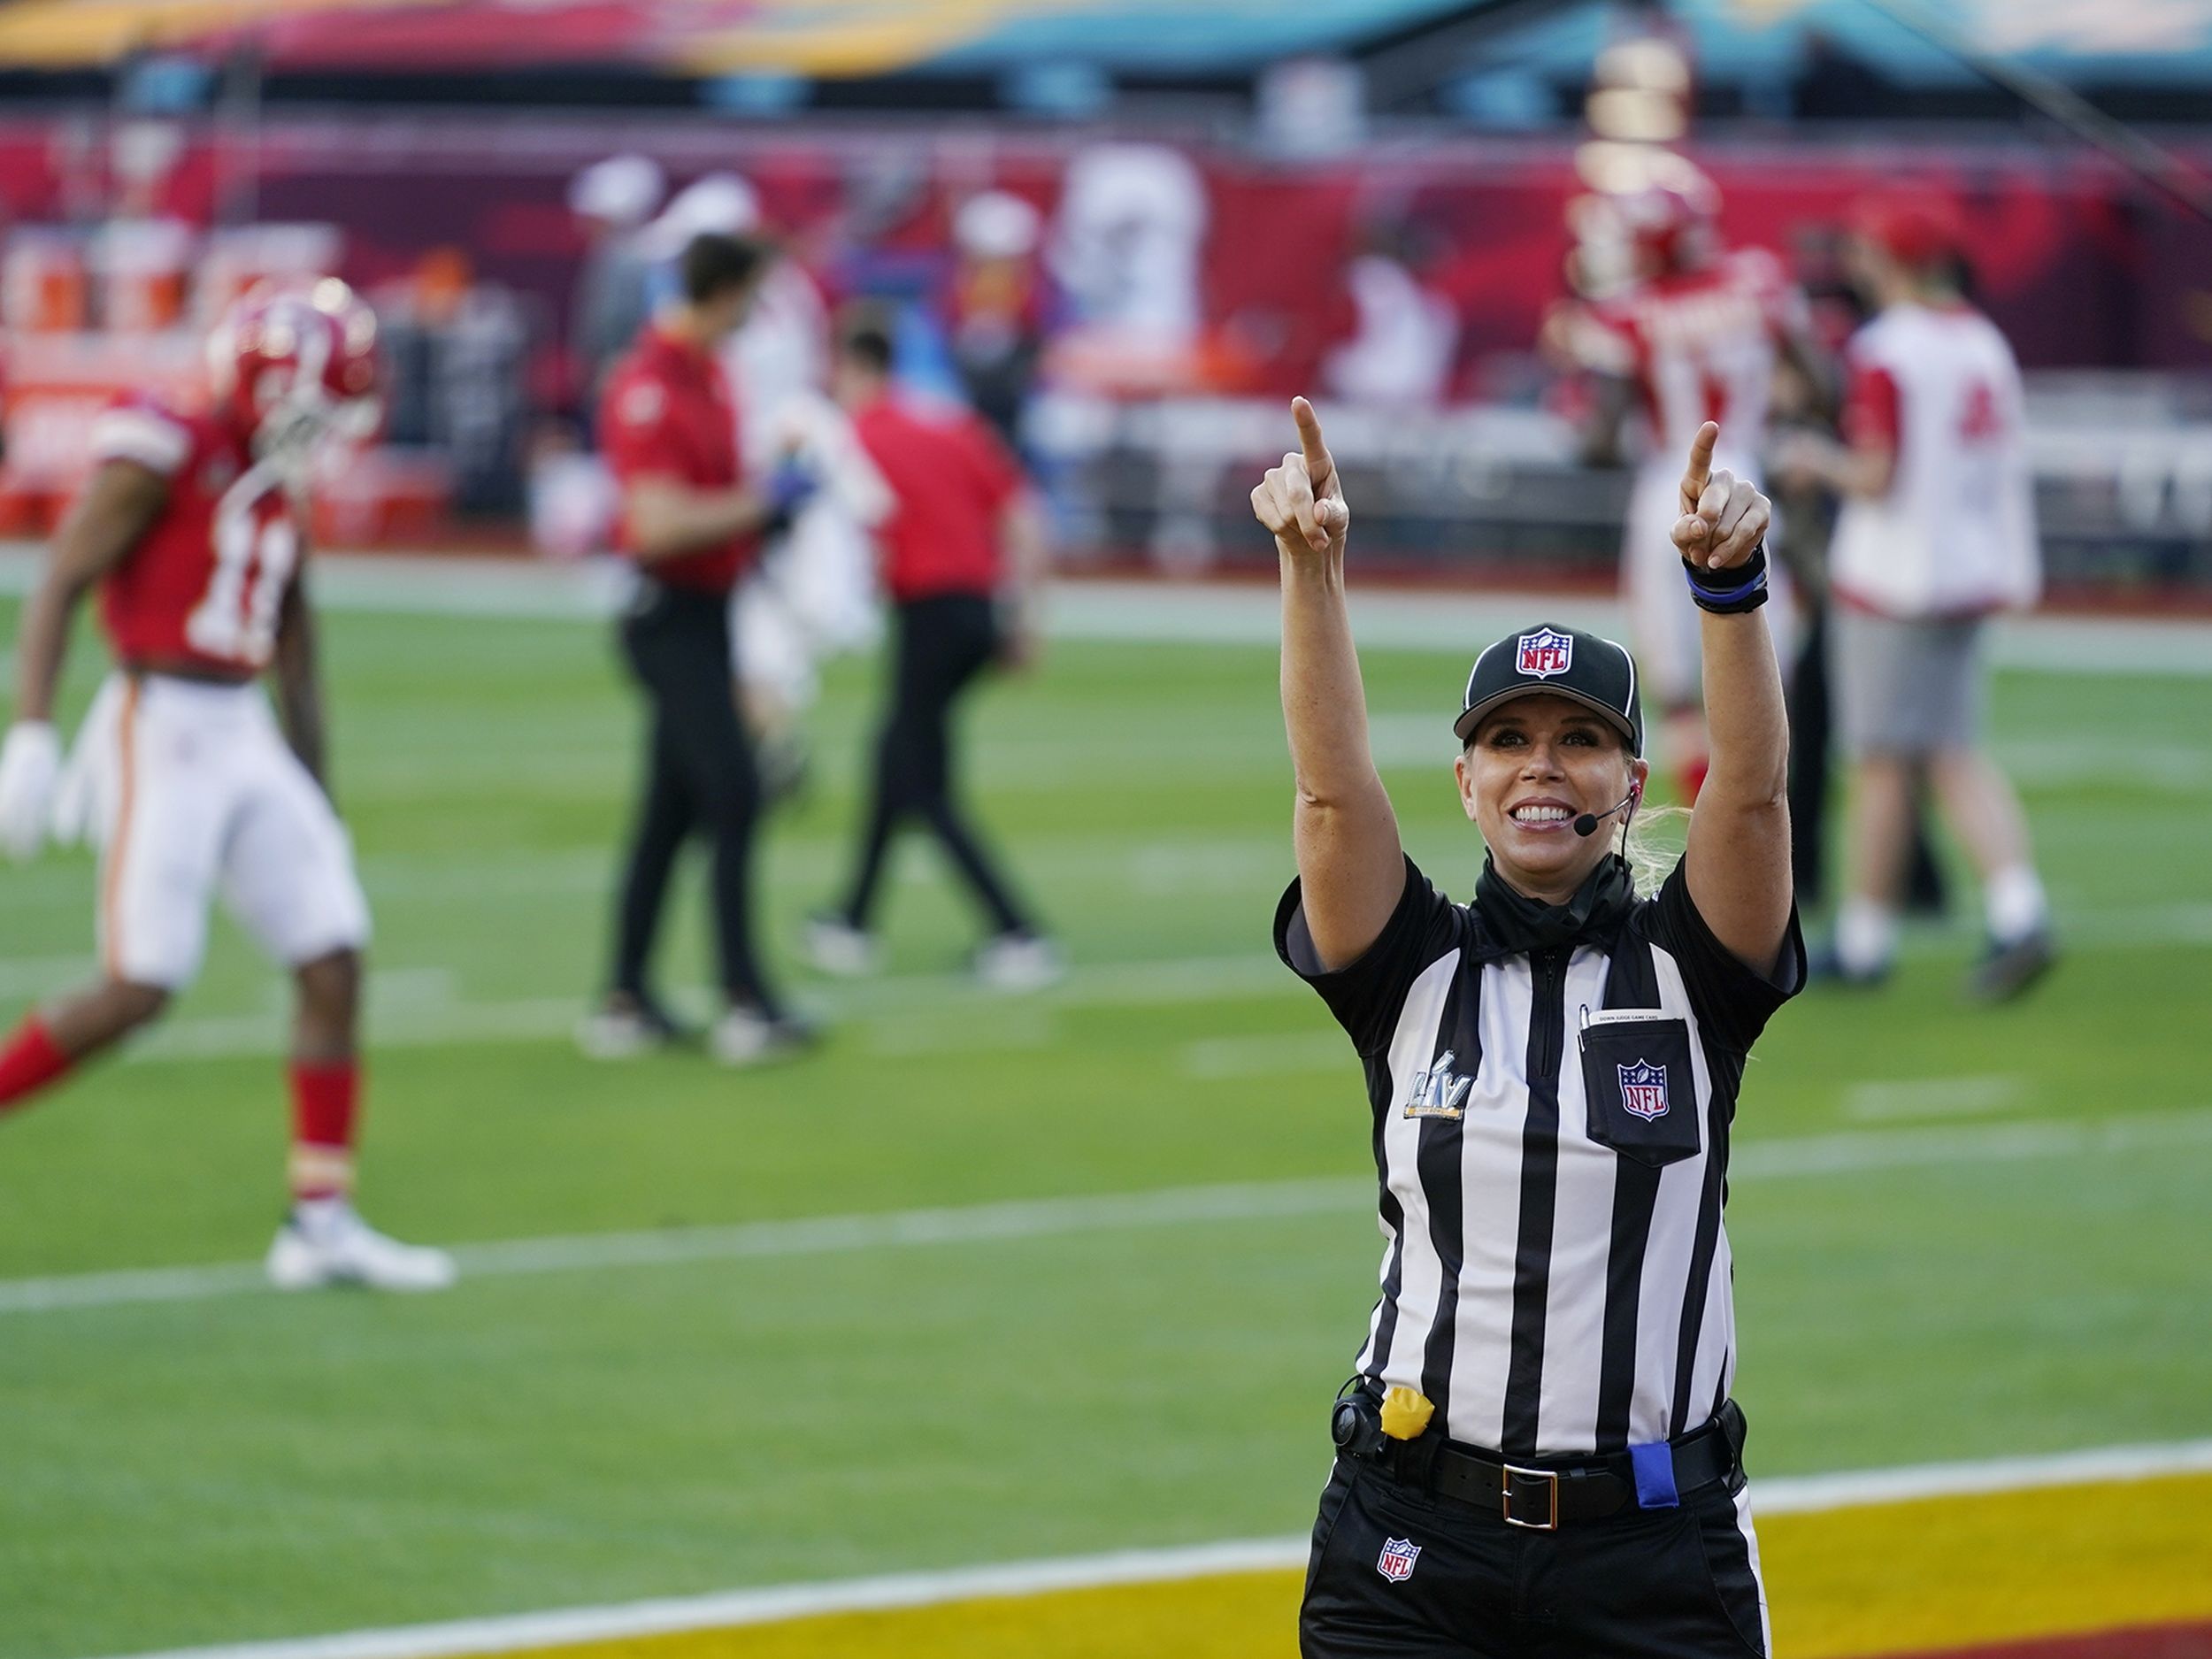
946, 189, 1047, 449
569, 154, 665, 408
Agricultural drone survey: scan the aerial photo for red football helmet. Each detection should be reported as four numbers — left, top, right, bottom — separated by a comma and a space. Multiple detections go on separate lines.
1616, 178, 1721, 275
206, 278, 383, 462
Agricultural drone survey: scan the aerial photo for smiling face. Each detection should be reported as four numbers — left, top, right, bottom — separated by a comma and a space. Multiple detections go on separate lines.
1455, 693, 1648, 903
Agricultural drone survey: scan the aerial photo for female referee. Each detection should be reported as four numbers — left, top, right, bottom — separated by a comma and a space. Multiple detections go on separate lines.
1258, 400, 1802, 1658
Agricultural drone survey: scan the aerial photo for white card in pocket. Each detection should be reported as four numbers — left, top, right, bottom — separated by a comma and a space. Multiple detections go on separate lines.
1579, 1006, 1671, 1030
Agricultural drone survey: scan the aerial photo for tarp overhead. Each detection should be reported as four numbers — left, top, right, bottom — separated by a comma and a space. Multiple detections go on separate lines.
0, 0, 2206, 82
0, 0, 1475, 74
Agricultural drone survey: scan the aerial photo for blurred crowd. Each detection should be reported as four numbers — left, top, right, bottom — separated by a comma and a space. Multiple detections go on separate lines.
531, 125, 2058, 999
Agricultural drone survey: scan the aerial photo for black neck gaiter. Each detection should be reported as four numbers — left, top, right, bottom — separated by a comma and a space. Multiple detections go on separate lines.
1473, 852, 1639, 959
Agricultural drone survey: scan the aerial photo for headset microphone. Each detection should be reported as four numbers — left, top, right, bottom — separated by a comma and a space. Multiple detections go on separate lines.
1573, 783, 1643, 838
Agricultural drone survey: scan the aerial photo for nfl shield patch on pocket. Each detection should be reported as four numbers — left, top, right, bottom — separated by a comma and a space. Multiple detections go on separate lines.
1377, 1537, 1421, 1582
1617, 1058, 1670, 1120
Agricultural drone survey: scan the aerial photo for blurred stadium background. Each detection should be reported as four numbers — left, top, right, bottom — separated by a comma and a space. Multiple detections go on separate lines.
1, 2, 2208, 1656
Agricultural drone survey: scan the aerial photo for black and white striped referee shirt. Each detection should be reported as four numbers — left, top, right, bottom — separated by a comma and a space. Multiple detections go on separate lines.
1276, 854, 1804, 1458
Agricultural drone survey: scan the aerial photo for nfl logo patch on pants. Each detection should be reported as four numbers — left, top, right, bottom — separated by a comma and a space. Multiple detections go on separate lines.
1302, 1457, 1770, 1656
1376, 1537, 1420, 1582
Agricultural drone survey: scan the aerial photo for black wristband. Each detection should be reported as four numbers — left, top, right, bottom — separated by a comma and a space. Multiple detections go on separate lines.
1682, 541, 1770, 614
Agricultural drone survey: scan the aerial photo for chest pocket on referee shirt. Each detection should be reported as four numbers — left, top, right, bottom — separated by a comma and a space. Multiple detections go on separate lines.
1578, 1013, 1701, 1168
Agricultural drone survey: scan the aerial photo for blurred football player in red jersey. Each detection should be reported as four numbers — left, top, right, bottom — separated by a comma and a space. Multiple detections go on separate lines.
0, 281, 455, 1292
1564, 173, 1831, 802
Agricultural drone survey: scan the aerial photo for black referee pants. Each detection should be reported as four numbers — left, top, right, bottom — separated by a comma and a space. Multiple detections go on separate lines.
836, 593, 1032, 938
608, 581, 780, 1014
1301, 1457, 1766, 1658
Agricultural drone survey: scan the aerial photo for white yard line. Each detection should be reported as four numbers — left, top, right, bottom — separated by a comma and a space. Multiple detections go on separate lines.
1180, 1030, 1352, 1079
0, 953, 96, 996
82, 1439, 2212, 1659
1752, 1438, 2212, 1513
0, 1179, 1367, 1314
864, 1007, 1062, 1057
87, 1541, 1317, 1659
1729, 1106, 2212, 1177
122, 997, 587, 1061
1843, 1075, 2025, 1122
75, 888, 2212, 1063
6, 1106, 2208, 1318
105, 952, 1301, 1064
1053, 583, 2212, 674
5, 547, 2210, 669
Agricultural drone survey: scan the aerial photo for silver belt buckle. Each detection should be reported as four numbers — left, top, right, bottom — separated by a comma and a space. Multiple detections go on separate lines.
1502, 1463, 1560, 1531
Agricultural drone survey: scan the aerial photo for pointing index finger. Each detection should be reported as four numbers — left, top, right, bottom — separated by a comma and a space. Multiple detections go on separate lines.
1292, 396, 1334, 492
1681, 420, 1719, 503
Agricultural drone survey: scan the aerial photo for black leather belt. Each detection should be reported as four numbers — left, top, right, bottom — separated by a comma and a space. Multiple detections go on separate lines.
1332, 1393, 1745, 1531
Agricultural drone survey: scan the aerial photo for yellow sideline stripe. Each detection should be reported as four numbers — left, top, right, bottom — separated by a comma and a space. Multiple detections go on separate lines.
483, 1474, 2212, 1659
497, 1572, 1301, 1659
1770, 1471, 2212, 1658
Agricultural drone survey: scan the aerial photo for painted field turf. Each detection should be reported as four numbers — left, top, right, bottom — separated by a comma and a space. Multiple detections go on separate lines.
0, 595, 2207, 1658
453, 1472, 2212, 1658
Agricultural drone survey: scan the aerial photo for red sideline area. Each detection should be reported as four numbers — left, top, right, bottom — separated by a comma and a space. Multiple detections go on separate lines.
1911, 1624, 2212, 1659
995, 556, 2212, 624
1048, 558, 2212, 621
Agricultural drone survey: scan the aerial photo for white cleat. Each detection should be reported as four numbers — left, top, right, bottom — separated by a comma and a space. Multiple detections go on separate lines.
803, 916, 880, 978
266, 1202, 457, 1293
973, 932, 1064, 993
710, 1005, 820, 1068
574, 998, 689, 1060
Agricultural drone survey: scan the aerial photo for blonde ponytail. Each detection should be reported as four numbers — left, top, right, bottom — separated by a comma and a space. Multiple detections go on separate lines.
1621, 803, 1691, 896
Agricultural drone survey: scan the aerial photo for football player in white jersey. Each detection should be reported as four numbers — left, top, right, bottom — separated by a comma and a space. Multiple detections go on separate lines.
1566, 177, 1830, 803
1775, 192, 2053, 1001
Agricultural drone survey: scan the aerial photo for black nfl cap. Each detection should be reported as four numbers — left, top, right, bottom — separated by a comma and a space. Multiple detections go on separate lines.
1454, 623, 1643, 755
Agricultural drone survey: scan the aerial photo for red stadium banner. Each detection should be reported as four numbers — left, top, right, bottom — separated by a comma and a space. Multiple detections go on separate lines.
0, 331, 202, 534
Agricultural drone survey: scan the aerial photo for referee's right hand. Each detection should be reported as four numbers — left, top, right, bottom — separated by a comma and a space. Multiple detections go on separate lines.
1252, 396, 1350, 562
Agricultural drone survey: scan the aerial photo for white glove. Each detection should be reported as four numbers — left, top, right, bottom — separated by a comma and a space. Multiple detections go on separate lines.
0, 721, 63, 862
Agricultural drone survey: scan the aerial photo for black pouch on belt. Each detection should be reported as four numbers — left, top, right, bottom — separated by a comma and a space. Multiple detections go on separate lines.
1578, 1011, 1701, 1167
1330, 1386, 1386, 1460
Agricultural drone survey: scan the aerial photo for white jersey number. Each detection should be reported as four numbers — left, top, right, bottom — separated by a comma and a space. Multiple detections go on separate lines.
187, 469, 299, 664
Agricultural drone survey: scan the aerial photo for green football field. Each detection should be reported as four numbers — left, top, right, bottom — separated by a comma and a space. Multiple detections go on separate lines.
1, 589, 2207, 1659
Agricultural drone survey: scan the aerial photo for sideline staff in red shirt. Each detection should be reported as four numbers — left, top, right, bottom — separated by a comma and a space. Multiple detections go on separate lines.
804, 315, 1056, 988
585, 232, 816, 1064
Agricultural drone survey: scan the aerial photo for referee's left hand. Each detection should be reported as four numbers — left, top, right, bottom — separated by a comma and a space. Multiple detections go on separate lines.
1672, 420, 1770, 572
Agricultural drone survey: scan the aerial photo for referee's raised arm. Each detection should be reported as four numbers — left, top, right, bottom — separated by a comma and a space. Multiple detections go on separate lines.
1673, 419, 1794, 974
1253, 397, 1402, 973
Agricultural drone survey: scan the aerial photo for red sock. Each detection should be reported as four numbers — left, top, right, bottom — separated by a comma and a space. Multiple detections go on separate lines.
288, 1058, 360, 1202
0, 1018, 73, 1113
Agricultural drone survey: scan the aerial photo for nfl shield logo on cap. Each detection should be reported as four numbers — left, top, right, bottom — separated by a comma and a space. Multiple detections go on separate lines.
1516, 627, 1573, 680
1456, 622, 1643, 754
1617, 1059, 1670, 1121
1377, 1537, 1421, 1583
